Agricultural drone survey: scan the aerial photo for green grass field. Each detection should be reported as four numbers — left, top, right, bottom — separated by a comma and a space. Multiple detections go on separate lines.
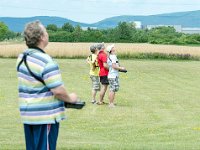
1, 58, 200, 150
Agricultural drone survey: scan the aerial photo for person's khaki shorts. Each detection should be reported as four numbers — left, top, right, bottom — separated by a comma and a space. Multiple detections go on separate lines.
90, 75, 100, 91
108, 77, 119, 92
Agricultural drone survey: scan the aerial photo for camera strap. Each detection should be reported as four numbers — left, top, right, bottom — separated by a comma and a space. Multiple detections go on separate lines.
17, 47, 46, 86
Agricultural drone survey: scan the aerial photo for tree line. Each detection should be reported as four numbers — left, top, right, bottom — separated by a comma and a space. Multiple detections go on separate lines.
0, 22, 21, 41
0, 21, 200, 45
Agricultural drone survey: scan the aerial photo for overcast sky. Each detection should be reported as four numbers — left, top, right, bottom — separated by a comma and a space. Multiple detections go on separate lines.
0, 0, 200, 23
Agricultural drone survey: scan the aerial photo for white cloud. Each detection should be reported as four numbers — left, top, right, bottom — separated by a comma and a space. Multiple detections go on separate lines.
0, 0, 200, 23
110, 0, 130, 3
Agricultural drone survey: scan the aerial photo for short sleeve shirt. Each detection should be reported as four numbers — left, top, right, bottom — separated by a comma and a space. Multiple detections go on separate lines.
16, 48, 66, 124
107, 54, 119, 78
87, 54, 99, 76
98, 50, 109, 76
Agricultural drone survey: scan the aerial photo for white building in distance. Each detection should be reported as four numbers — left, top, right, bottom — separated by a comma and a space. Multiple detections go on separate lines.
181, 28, 200, 34
146, 25, 200, 34
146, 25, 182, 32
133, 21, 142, 29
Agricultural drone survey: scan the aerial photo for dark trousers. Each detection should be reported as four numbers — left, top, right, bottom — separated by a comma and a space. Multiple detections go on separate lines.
24, 123, 59, 150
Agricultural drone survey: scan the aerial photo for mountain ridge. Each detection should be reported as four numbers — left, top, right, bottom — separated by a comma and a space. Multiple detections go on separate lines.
1, 10, 200, 32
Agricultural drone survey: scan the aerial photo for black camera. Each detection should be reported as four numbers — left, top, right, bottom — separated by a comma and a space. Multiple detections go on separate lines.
119, 69, 127, 73
64, 101, 86, 109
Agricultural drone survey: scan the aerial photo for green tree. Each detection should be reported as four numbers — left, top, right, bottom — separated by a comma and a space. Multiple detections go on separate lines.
62, 23, 74, 32
46, 24, 58, 32
72, 25, 83, 42
148, 26, 181, 44
83, 29, 104, 42
48, 31, 72, 42
184, 34, 200, 44
0, 22, 9, 41
115, 22, 133, 42
132, 30, 148, 43
5, 31, 18, 40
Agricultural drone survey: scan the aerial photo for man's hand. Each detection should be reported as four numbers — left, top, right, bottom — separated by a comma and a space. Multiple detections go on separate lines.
68, 93, 78, 103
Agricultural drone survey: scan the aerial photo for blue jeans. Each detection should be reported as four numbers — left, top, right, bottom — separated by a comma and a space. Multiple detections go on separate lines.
24, 123, 59, 150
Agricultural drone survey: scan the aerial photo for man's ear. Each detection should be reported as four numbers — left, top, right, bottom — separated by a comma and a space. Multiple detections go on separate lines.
40, 34, 45, 41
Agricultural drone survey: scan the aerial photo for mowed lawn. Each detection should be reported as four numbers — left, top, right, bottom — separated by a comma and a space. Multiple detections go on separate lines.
1, 58, 200, 150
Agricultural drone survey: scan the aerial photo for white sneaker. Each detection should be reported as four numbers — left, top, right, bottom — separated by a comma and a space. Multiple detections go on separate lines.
91, 100, 96, 104
109, 103, 115, 108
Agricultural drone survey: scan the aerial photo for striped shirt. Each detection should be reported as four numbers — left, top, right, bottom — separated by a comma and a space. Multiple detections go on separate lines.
16, 48, 66, 124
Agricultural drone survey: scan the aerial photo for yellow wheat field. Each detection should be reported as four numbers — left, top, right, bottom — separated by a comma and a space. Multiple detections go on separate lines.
0, 42, 200, 58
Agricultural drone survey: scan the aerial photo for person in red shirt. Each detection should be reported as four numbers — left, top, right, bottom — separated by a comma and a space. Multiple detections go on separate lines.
96, 43, 109, 105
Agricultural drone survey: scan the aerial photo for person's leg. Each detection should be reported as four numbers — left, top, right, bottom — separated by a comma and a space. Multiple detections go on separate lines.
24, 124, 35, 150
98, 76, 109, 104
109, 91, 115, 104
24, 124, 47, 150
99, 84, 108, 103
91, 76, 100, 103
91, 89, 97, 103
24, 123, 59, 150
108, 77, 119, 107
108, 78, 115, 107
109, 91, 116, 107
48, 122, 59, 150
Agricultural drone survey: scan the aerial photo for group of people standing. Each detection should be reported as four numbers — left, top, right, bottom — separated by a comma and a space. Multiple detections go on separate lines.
87, 43, 126, 108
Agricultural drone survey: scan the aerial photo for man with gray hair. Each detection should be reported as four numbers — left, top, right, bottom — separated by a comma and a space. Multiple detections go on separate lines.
16, 21, 78, 150
96, 42, 109, 105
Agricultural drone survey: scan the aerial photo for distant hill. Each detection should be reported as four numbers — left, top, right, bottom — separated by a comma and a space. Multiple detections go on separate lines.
1, 10, 200, 32
0, 16, 90, 32
92, 10, 200, 28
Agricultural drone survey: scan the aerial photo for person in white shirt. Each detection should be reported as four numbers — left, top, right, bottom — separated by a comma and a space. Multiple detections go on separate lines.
107, 44, 126, 108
